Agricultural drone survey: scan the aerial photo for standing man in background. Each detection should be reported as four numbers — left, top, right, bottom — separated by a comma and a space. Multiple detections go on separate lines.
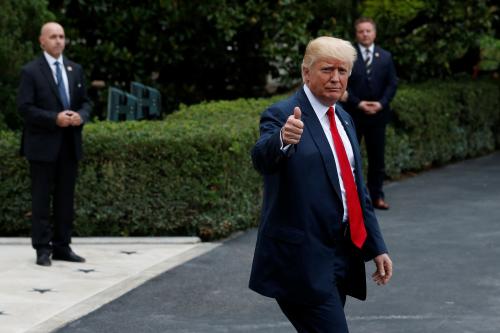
250, 36, 392, 332
17, 22, 90, 266
341, 17, 398, 210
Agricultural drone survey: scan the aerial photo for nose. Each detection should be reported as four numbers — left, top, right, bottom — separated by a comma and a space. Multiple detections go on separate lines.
330, 70, 340, 81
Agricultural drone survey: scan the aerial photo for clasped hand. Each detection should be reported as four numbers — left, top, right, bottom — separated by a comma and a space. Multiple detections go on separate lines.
359, 101, 382, 115
56, 111, 82, 127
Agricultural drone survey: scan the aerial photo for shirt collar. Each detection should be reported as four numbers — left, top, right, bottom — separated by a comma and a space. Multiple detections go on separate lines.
43, 51, 64, 66
358, 43, 374, 54
303, 84, 335, 120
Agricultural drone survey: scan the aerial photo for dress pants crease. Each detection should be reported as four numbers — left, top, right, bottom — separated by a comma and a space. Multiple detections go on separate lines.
30, 129, 77, 251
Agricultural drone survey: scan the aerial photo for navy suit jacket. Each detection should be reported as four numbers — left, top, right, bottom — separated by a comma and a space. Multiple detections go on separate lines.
344, 44, 397, 124
17, 54, 91, 162
249, 87, 387, 304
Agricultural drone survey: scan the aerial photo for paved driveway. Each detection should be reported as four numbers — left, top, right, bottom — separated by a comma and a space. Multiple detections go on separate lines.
56, 152, 500, 333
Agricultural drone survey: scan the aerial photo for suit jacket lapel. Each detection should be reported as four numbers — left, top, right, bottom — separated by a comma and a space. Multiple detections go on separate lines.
38, 55, 62, 106
371, 45, 379, 73
297, 88, 342, 202
335, 106, 366, 206
64, 57, 74, 108
355, 44, 366, 72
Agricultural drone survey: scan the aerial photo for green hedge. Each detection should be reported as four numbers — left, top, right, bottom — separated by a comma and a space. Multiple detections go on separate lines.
0, 96, 280, 240
386, 78, 500, 177
1, 79, 498, 239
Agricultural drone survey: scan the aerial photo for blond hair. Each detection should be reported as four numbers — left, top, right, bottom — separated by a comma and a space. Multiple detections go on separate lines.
302, 36, 357, 81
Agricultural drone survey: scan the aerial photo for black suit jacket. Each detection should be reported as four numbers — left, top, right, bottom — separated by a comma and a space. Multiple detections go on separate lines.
249, 87, 388, 305
17, 54, 91, 162
344, 44, 398, 124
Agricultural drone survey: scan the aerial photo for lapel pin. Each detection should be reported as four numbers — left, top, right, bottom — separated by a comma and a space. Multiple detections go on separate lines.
77, 83, 82, 87
375, 52, 380, 58
67, 66, 73, 72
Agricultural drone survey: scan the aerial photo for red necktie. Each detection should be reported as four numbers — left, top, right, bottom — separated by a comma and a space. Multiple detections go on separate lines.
327, 106, 367, 249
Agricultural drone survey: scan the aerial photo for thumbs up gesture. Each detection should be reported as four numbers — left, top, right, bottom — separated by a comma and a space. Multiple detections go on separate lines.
281, 107, 304, 145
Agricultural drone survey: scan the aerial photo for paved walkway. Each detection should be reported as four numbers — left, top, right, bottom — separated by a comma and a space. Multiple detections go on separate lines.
1, 152, 499, 332
0, 238, 218, 333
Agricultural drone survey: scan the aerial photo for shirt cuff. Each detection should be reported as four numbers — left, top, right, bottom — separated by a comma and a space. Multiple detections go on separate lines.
280, 127, 291, 153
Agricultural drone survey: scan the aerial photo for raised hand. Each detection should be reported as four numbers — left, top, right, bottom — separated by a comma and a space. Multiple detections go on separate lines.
281, 107, 304, 145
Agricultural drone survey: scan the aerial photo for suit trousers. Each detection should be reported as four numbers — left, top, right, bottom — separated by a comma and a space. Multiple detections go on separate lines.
355, 120, 386, 201
277, 282, 348, 333
29, 129, 78, 252
276, 224, 352, 333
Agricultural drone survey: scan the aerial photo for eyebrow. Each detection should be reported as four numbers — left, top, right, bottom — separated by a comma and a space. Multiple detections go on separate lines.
321, 65, 347, 70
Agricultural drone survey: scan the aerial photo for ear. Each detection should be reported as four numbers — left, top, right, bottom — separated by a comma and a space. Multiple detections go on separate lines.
302, 65, 310, 83
39, 36, 44, 50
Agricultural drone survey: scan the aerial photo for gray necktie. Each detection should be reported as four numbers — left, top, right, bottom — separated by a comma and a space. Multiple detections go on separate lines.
54, 61, 70, 109
364, 48, 372, 75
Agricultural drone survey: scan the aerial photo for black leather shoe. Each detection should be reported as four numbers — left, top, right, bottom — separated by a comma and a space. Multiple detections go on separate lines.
373, 198, 390, 210
36, 252, 52, 266
52, 249, 86, 263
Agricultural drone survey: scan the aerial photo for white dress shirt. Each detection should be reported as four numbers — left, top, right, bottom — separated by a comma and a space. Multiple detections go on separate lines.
358, 43, 374, 63
303, 84, 356, 222
43, 51, 71, 106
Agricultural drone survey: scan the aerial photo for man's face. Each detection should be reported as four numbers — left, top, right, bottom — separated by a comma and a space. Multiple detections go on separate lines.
303, 58, 349, 106
355, 22, 376, 48
39, 23, 65, 58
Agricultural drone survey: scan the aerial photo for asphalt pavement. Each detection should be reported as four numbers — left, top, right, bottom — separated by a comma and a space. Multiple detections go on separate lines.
13, 151, 500, 332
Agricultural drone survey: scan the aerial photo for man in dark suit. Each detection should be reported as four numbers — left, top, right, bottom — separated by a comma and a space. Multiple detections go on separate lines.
249, 36, 392, 332
341, 17, 398, 210
17, 22, 90, 266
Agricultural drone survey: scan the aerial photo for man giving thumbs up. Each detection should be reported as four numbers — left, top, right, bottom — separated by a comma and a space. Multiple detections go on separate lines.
249, 36, 392, 333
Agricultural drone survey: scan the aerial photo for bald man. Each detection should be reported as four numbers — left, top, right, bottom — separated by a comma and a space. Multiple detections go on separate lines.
17, 22, 91, 266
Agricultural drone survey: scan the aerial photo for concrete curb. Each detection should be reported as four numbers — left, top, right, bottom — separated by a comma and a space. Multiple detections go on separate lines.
0, 237, 201, 245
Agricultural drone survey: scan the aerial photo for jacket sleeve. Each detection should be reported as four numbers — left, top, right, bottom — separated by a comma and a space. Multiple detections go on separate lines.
360, 186, 388, 261
74, 63, 91, 124
251, 105, 294, 175
378, 52, 398, 110
342, 109, 389, 260
346, 88, 361, 110
17, 67, 58, 130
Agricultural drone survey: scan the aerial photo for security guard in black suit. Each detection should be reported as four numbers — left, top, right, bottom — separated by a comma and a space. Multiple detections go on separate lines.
17, 22, 91, 266
341, 17, 398, 210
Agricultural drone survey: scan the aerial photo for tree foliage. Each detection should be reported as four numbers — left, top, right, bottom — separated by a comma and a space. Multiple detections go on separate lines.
48, 0, 357, 118
0, 0, 497, 128
362, 0, 498, 81
0, 0, 54, 130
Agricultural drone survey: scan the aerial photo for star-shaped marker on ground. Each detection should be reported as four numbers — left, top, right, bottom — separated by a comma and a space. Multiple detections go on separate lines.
32, 288, 52, 294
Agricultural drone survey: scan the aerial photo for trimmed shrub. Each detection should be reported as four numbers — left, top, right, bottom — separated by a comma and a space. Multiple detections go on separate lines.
0, 130, 30, 235
0, 96, 281, 240
388, 78, 500, 175
73, 98, 279, 240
